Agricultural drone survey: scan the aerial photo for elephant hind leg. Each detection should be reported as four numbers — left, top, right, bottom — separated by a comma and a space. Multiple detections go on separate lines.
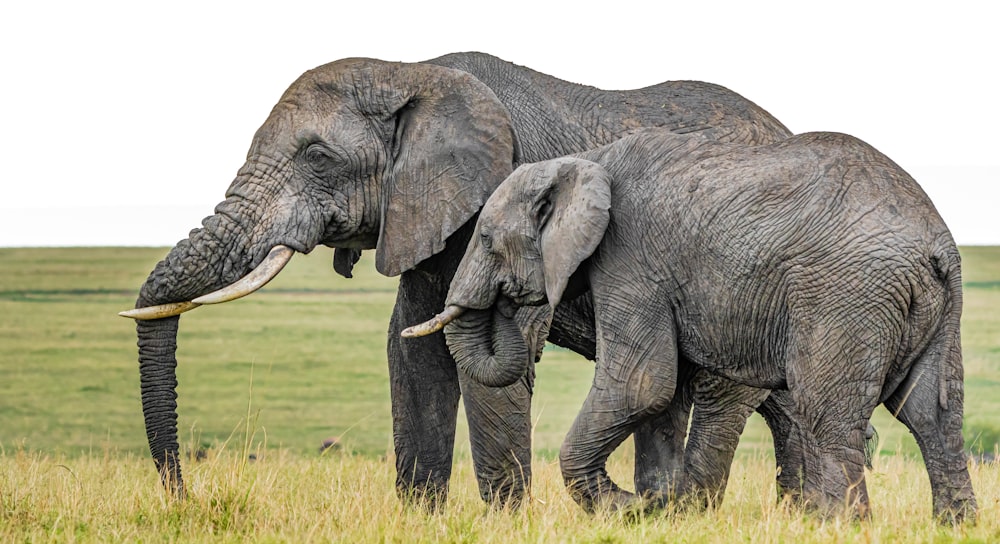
882, 330, 977, 524
632, 361, 694, 505
678, 369, 768, 510
784, 311, 891, 519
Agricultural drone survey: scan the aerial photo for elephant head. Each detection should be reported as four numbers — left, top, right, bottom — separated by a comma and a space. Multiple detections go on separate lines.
404, 158, 611, 387
121, 58, 518, 494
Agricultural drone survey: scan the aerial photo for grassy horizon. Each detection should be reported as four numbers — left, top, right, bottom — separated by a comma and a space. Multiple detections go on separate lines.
1, 245, 998, 541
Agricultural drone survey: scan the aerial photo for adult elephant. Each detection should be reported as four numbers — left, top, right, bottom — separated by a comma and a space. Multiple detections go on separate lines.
121, 52, 792, 506
405, 130, 977, 521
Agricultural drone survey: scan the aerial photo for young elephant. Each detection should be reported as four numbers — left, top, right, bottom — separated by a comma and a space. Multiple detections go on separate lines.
405, 129, 977, 521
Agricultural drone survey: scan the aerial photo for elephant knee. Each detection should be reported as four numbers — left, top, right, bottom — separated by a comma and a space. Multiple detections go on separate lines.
558, 440, 584, 480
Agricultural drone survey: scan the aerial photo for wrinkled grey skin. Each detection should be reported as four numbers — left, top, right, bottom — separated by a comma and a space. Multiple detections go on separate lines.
440, 130, 976, 522
129, 52, 795, 506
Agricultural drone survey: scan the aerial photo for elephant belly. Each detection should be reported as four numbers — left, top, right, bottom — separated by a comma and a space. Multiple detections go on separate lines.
674, 307, 788, 390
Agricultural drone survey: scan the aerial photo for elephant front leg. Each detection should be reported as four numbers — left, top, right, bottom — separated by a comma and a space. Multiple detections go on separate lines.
552, 295, 695, 508
560, 384, 647, 513
560, 289, 680, 513
388, 271, 461, 509
456, 303, 550, 507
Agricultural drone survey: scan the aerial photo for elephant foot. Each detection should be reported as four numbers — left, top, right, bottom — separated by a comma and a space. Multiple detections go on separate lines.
585, 489, 647, 517
797, 486, 870, 521
396, 480, 449, 512
477, 476, 528, 510
933, 492, 978, 525
672, 484, 725, 512
566, 473, 652, 517
775, 468, 805, 506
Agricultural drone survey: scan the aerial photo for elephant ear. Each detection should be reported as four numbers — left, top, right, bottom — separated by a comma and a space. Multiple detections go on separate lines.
536, 158, 612, 307
375, 65, 519, 277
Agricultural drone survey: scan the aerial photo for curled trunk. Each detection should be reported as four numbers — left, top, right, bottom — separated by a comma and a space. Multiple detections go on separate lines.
444, 299, 552, 387
445, 307, 530, 388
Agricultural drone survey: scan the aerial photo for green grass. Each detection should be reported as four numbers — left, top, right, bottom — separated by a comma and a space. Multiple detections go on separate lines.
1, 246, 998, 541
0, 247, 595, 459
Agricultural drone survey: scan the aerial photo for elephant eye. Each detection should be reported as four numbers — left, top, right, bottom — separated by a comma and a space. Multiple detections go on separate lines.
304, 144, 336, 173
480, 231, 493, 251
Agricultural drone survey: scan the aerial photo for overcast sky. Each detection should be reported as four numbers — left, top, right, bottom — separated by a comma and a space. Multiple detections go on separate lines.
1, 1, 996, 247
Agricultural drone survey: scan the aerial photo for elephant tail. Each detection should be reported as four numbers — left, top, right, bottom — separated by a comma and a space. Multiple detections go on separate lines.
929, 239, 963, 412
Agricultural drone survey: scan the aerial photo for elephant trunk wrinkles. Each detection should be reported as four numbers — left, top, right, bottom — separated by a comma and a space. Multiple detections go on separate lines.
133, 192, 259, 495
445, 306, 530, 388
135, 316, 183, 494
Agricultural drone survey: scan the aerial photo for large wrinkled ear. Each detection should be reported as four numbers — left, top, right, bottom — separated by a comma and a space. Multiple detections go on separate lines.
537, 158, 612, 306
375, 64, 519, 277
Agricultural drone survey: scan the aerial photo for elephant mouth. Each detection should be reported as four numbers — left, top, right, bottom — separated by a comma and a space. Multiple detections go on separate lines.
502, 285, 547, 308
510, 292, 548, 307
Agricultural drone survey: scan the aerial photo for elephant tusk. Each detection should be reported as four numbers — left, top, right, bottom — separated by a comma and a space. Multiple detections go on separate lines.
118, 245, 294, 320
192, 245, 295, 305
119, 301, 201, 320
401, 305, 466, 338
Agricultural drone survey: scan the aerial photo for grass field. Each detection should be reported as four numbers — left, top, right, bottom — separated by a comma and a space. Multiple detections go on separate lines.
1, 246, 998, 541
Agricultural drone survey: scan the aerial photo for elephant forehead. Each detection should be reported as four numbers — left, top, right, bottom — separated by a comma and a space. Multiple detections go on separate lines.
482, 182, 534, 222
251, 98, 371, 152
494, 164, 550, 202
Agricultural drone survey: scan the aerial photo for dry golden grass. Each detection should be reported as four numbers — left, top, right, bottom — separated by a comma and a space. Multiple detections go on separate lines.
2, 445, 998, 543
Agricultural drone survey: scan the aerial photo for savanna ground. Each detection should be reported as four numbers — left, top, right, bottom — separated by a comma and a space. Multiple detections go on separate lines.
1, 246, 998, 542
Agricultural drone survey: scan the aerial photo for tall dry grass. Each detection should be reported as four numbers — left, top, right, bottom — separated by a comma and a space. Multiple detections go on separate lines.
2, 444, 997, 542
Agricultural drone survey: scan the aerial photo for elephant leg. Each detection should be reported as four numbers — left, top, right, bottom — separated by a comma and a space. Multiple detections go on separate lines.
632, 385, 690, 504
632, 358, 698, 504
680, 370, 769, 509
388, 270, 460, 509
755, 389, 807, 501
787, 387, 873, 518
455, 304, 550, 508
757, 388, 880, 505
883, 353, 976, 523
560, 290, 680, 513
785, 318, 885, 519
457, 364, 534, 507
552, 294, 694, 508
560, 380, 652, 513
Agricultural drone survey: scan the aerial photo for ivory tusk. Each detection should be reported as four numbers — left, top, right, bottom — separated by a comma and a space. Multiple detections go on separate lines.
118, 244, 294, 320
400, 305, 466, 338
192, 245, 295, 305
119, 301, 201, 320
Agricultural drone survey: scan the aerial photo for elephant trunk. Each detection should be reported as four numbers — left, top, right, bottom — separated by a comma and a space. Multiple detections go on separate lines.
132, 194, 263, 496
135, 316, 184, 494
444, 305, 531, 388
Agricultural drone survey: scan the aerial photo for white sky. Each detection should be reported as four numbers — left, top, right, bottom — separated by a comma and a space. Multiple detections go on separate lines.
1, 1, 997, 246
